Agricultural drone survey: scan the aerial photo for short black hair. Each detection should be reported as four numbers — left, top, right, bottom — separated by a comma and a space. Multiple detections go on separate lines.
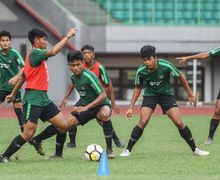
140, 45, 156, 59
67, 50, 83, 63
0, 31, 11, 40
81, 44, 95, 52
28, 28, 48, 44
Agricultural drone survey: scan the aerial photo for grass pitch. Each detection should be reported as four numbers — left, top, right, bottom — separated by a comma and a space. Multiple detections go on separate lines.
0, 114, 220, 180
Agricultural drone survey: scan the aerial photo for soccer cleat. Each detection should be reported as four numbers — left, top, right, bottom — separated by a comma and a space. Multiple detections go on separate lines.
48, 154, 63, 159
204, 137, 213, 145
114, 139, 125, 148
0, 155, 10, 163
120, 149, 131, 157
106, 149, 115, 159
65, 142, 76, 148
29, 139, 45, 156
193, 148, 209, 156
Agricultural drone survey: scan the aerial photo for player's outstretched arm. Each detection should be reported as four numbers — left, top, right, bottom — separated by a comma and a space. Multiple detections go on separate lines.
176, 52, 209, 64
179, 73, 197, 106
46, 28, 77, 58
6, 75, 25, 103
126, 86, 142, 119
59, 82, 75, 108
107, 83, 120, 114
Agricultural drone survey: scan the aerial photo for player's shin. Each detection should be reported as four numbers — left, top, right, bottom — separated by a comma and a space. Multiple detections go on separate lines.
208, 118, 220, 139
103, 120, 113, 150
2, 135, 26, 158
55, 131, 67, 156
127, 125, 143, 152
179, 125, 196, 152
14, 108, 24, 132
33, 124, 58, 143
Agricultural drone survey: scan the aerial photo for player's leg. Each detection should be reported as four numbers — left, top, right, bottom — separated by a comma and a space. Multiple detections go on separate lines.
96, 118, 124, 148
51, 114, 79, 158
30, 102, 67, 156
13, 102, 24, 132
66, 127, 77, 148
96, 105, 115, 158
205, 95, 220, 144
166, 107, 209, 156
0, 103, 41, 163
120, 107, 153, 157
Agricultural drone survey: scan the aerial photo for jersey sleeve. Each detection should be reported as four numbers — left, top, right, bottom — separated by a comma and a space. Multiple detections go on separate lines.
86, 71, 103, 94
29, 49, 47, 67
209, 46, 220, 57
169, 63, 181, 78
134, 68, 143, 86
99, 64, 111, 85
11, 49, 25, 68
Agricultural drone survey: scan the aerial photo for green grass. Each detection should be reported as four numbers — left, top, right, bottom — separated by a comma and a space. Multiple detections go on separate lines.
1, 115, 220, 180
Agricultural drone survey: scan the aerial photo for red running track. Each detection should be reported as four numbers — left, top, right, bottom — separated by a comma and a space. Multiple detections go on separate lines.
0, 105, 214, 119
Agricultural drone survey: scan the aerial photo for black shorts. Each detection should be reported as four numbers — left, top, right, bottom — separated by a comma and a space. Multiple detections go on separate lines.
141, 95, 178, 114
0, 90, 21, 103
71, 102, 110, 126
217, 90, 220, 100
23, 102, 60, 124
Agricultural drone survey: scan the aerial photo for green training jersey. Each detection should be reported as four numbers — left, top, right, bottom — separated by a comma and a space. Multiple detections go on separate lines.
71, 69, 110, 106
135, 59, 181, 96
0, 48, 24, 91
209, 46, 220, 57
22, 49, 51, 107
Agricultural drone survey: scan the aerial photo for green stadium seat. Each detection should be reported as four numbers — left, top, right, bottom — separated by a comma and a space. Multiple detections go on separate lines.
143, 2, 153, 10
112, 10, 129, 20
133, 2, 143, 10
133, 11, 144, 19
200, 11, 213, 19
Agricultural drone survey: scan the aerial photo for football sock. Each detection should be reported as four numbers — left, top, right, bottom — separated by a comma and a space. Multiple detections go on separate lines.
55, 132, 67, 156
103, 120, 113, 150
179, 126, 196, 152
112, 129, 120, 142
33, 125, 57, 143
208, 118, 220, 139
14, 108, 24, 132
127, 125, 143, 152
3, 135, 26, 158
68, 127, 77, 144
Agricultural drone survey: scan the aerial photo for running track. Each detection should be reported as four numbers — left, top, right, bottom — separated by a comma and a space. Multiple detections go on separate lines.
0, 105, 214, 119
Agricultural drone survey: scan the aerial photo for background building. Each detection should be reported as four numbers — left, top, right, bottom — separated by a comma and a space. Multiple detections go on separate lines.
1, 0, 219, 103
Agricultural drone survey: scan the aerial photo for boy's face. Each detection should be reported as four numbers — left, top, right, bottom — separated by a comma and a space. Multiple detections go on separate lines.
34, 36, 48, 49
0, 36, 11, 50
143, 56, 157, 70
68, 60, 83, 75
82, 49, 95, 63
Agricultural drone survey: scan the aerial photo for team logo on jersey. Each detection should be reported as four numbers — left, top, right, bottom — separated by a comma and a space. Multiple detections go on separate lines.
8, 59, 12, 63
159, 75, 164, 79
81, 85, 85, 90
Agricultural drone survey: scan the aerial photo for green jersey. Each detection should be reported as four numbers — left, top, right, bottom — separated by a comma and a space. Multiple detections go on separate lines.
22, 49, 51, 107
209, 46, 220, 57
71, 69, 110, 106
0, 48, 24, 91
135, 59, 181, 96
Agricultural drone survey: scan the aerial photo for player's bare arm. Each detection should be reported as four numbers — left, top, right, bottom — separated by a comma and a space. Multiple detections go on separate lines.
107, 82, 120, 114
176, 52, 209, 64
179, 73, 197, 106
126, 86, 142, 119
46, 28, 77, 58
59, 81, 75, 108
6, 75, 25, 103
76, 91, 107, 113
8, 67, 24, 85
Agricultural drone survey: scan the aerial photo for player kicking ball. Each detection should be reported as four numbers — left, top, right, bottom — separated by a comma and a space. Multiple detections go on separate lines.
120, 45, 209, 157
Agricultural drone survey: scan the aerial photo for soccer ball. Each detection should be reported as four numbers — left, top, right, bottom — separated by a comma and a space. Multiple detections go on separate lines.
84, 144, 103, 162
